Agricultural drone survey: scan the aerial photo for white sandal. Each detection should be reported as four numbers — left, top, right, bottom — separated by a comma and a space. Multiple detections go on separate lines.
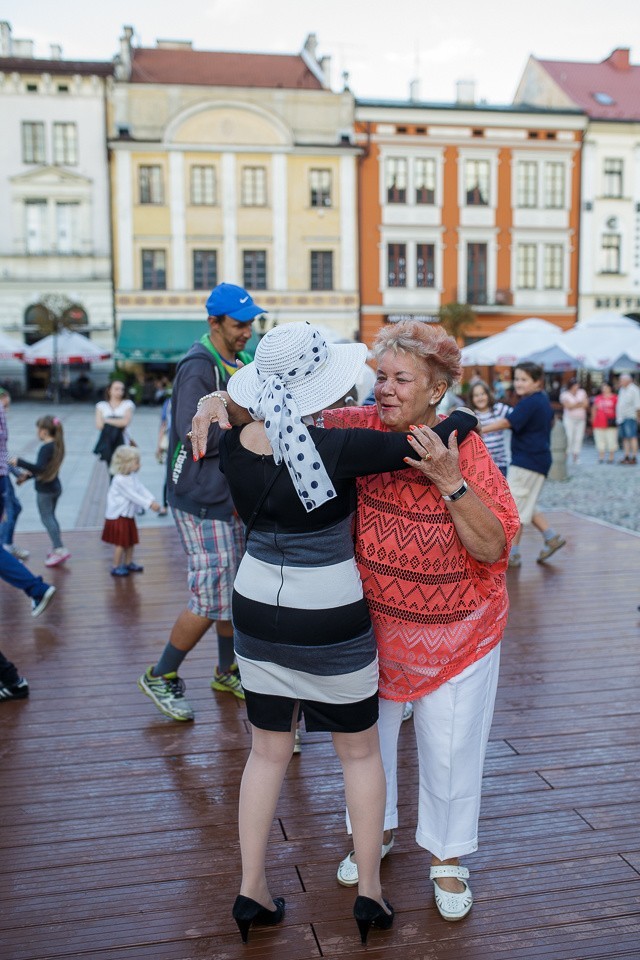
429, 865, 473, 920
336, 834, 395, 887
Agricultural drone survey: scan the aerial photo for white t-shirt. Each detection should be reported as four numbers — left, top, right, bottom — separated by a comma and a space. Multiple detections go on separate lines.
96, 399, 136, 444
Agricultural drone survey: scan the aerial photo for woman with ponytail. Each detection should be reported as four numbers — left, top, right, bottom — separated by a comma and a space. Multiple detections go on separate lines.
10, 415, 71, 567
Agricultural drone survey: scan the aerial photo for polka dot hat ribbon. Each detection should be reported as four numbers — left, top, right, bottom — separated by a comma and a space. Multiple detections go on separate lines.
248, 345, 336, 513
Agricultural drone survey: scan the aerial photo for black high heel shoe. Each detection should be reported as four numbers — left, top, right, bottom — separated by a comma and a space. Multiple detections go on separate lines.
353, 895, 394, 944
232, 894, 285, 943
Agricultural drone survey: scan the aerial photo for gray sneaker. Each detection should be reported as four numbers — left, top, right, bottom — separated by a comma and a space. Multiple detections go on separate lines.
537, 535, 566, 564
138, 668, 195, 721
31, 585, 56, 618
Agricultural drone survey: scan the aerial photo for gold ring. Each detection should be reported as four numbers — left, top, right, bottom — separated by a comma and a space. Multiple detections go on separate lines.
186, 431, 192, 439
422, 453, 432, 461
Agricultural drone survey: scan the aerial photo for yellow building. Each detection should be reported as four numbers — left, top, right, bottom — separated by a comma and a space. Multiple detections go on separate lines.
109, 28, 360, 366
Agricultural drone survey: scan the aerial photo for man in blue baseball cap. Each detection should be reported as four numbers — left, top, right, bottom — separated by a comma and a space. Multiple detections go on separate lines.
138, 283, 266, 721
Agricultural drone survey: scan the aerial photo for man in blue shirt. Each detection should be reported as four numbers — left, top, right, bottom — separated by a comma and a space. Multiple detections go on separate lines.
481, 361, 565, 567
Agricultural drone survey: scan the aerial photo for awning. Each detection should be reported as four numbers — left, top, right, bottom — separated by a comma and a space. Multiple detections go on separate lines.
115, 319, 259, 363
115, 319, 207, 362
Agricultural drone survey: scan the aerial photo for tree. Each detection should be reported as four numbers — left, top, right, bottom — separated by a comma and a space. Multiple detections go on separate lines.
437, 302, 476, 342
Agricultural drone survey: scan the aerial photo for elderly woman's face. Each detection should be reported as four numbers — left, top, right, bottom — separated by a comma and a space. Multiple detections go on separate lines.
374, 350, 445, 433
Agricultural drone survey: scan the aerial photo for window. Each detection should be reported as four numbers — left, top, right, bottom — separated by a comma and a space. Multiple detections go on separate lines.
141, 250, 166, 290
241, 167, 267, 206
603, 158, 623, 198
310, 168, 332, 207
516, 244, 537, 289
415, 158, 435, 204
516, 161, 538, 208
466, 243, 487, 303
310, 251, 334, 290
544, 244, 563, 289
55, 202, 80, 254
544, 162, 565, 208
387, 244, 407, 287
190, 166, 216, 205
22, 122, 45, 163
386, 158, 407, 203
193, 250, 217, 290
139, 166, 164, 205
601, 234, 621, 274
25, 200, 47, 254
416, 243, 435, 287
52, 122, 78, 165
243, 250, 267, 289
465, 160, 490, 206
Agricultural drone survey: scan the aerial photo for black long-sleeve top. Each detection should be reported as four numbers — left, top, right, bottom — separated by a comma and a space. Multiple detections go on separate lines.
17, 442, 62, 494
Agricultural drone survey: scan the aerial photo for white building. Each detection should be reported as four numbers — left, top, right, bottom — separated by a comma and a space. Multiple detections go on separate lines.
515, 48, 640, 323
0, 21, 114, 394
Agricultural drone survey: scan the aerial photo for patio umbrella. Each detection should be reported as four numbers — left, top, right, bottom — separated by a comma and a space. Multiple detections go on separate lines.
527, 342, 582, 372
558, 312, 640, 371
23, 329, 111, 365
0, 332, 25, 360
460, 318, 564, 367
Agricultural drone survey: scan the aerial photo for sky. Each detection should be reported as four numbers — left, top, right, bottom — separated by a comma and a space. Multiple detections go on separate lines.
2, 0, 639, 104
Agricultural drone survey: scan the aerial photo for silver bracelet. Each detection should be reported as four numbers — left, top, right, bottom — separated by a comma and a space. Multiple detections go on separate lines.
442, 480, 468, 502
197, 392, 228, 410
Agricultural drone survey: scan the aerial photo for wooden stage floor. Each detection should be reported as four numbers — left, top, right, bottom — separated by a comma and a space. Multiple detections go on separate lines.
1, 510, 639, 960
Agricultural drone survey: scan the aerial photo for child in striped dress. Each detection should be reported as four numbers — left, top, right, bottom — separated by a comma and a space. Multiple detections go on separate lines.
469, 380, 511, 476
102, 446, 161, 577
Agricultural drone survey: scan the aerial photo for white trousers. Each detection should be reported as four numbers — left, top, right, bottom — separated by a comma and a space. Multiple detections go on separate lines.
346, 644, 500, 861
563, 417, 586, 458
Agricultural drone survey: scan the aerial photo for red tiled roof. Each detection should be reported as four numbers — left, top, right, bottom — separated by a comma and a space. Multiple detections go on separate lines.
538, 50, 640, 120
130, 48, 324, 89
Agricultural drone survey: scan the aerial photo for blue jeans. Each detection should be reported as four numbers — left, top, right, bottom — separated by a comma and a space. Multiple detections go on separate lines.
37, 490, 63, 549
0, 475, 22, 546
0, 482, 48, 600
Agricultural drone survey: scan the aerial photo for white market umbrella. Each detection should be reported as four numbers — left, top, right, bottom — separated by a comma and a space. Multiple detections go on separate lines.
559, 312, 640, 371
527, 342, 582, 372
460, 318, 564, 367
0, 332, 25, 360
23, 329, 111, 365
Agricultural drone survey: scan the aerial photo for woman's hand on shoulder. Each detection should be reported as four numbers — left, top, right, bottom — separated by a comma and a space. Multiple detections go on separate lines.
190, 394, 232, 461
404, 424, 464, 497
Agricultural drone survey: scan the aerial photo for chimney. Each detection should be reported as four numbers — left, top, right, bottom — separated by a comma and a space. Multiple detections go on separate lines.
319, 54, 331, 86
605, 47, 630, 71
304, 33, 318, 59
0, 21, 12, 57
456, 79, 476, 104
116, 25, 134, 80
13, 38, 34, 58
409, 78, 421, 102
50, 44, 62, 60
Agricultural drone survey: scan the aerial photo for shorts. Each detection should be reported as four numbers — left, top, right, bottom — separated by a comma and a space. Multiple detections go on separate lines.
172, 507, 245, 620
618, 418, 638, 440
506, 465, 545, 525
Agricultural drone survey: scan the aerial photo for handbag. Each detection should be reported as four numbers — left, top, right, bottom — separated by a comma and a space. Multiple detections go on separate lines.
607, 416, 617, 428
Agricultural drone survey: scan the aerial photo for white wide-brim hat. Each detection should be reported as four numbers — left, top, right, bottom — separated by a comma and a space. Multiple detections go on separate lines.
228, 322, 367, 417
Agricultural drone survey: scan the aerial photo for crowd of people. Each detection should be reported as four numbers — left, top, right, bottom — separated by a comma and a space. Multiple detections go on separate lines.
3, 283, 640, 944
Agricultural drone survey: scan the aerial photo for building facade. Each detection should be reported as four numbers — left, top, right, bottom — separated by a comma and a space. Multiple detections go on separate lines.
0, 21, 114, 391
515, 48, 640, 323
109, 29, 360, 365
355, 93, 585, 347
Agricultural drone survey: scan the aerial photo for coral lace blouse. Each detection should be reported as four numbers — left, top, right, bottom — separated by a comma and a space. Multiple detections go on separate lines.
324, 406, 520, 701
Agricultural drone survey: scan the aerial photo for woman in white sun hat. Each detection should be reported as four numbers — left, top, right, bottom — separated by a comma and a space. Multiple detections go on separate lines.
190, 322, 477, 945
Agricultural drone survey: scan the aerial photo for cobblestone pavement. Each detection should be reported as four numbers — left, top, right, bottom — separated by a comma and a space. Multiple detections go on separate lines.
537, 436, 640, 534
4, 401, 640, 535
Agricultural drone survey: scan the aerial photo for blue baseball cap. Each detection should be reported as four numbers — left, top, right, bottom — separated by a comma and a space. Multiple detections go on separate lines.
205, 283, 267, 323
